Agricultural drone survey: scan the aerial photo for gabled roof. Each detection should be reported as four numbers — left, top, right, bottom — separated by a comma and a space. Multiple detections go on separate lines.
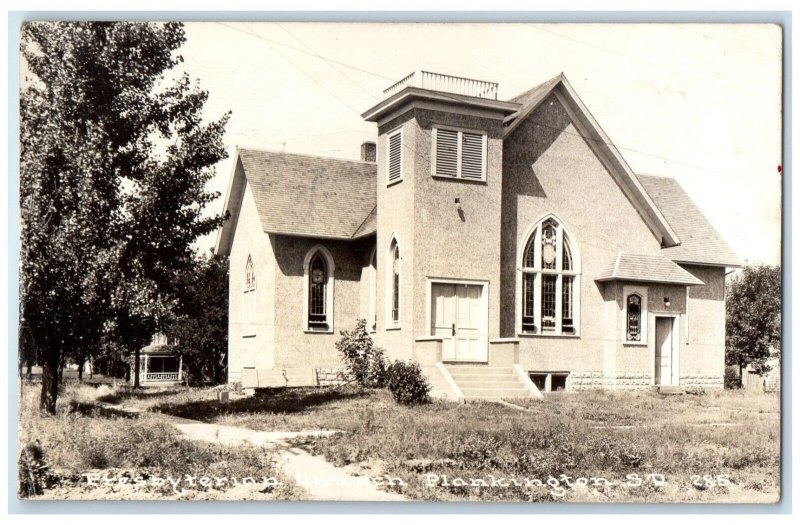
215, 148, 377, 255
503, 73, 680, 248
138, 343, 175, 355
596, 253, 705, 286
352, 205, 377, 239
637, 174, 742, 267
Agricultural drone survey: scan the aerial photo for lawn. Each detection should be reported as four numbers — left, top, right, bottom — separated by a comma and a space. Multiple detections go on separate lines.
24, 382, 780, 503
16, 382, 303, 500
132, 384, 780, 503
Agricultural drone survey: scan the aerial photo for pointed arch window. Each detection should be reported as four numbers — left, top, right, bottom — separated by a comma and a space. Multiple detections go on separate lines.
520, 217, 581, 335
388, 238, 401, 327
369, 248, 377, 332
303, 246, 335, 332
243, 255, 256, 337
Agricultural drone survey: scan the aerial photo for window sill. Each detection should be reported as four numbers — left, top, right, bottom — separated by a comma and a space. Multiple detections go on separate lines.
386, 178, 403, 188
242, 334, 256, 339
304, 329, 333, 335
386, 325, 401, 331
518, 333, 580, 339
431, 174, 487, 184
623, 341, 648, 347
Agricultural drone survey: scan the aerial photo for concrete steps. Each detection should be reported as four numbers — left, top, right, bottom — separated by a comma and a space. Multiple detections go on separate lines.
656, 385, 686, 395
444, 364, 538, 400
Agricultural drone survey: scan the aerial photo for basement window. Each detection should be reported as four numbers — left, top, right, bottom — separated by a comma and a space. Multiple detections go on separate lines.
530, 374, 548, 392
528, 371, 570, 393
551, 373, 568, 392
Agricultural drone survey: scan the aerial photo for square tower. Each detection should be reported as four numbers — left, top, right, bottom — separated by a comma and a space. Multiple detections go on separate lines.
362, 71, 519, 362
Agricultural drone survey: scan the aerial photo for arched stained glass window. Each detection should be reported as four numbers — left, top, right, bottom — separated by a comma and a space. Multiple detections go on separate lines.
521, 217, 581, 335
626, 294, 642, 342
308, 252, 328, 328
390, 240, 400, 325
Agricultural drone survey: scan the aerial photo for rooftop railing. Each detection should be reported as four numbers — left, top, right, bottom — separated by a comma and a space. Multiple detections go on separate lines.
383, 71, 498, 100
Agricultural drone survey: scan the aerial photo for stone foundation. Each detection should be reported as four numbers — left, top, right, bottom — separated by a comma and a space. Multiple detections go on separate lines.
570, 371, 605, 390
680, 374, 724, 388
316, 368, 352, 386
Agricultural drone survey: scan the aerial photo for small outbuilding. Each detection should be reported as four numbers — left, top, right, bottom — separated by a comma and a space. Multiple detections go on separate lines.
129, 333, 183, 386
743, 352, 781, 393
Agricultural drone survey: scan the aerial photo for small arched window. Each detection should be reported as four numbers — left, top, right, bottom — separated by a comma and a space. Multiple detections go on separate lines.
520, 216, 581, 335
245, 255, 256, 290
389, 238, 401, 326
303, 246, 335, 332
243, 255, 256, 337
369, 248, 377, 332
626, 293, 643, 342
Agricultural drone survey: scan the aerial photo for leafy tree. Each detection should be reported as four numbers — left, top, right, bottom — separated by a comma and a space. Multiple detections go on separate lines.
20, 22, 229, 413
165, 252, 229, 385
725, 265, 781, 378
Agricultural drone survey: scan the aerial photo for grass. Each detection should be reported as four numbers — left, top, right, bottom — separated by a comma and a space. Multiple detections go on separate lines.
141, 385, 779, 503
22, 381, 780, 502
17, 382, 302, 500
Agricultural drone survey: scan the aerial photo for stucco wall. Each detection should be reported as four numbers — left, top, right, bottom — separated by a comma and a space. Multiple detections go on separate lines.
270, 234, 374, 369
410, 109, 505, 340
680, 265, 726, 387
502, 93, 665, 371
374, 112, 417, 361
228, 181, 276, 382
373, 108, 506, 360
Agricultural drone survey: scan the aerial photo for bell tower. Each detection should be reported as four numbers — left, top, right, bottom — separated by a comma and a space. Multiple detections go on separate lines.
362, 71, 520, 361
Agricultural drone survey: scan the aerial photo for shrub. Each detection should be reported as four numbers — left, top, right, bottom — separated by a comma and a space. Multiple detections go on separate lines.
335, 319, 390, 388
724, 367, 742, 389
386, 360, 431, 405
18, 441, 49, 497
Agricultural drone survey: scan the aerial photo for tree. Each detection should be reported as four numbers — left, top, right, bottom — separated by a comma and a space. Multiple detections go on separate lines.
20, 22, 229, 413
165, 252, 229, 385
725, 265, 781, 378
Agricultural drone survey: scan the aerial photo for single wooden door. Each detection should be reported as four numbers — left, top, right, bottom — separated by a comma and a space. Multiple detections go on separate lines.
654, 317, 674, 385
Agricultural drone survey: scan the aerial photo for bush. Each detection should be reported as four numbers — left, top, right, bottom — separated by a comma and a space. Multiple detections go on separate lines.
386, 360, 431, 405
335, 319, 390, 388
724, 367, 742, 389
18, 441, 49, 497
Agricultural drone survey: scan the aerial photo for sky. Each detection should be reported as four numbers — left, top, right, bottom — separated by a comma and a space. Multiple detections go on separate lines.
176, 22, 783, 265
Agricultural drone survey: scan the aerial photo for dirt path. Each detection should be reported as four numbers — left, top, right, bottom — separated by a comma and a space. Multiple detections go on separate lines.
103, 403, 405, 501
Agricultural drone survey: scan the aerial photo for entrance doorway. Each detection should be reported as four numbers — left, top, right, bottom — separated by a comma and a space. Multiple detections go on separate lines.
430, 281, 488, 362
654, 316, 678, 385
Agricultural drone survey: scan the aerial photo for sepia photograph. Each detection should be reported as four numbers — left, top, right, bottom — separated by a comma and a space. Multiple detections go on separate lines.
15, 19, 783, 505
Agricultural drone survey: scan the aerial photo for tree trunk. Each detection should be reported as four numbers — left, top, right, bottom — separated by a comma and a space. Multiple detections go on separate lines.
133, 346, 141, 389
77, 357, 84, 382
40, 345, 60, 415
58, 360, 63, 384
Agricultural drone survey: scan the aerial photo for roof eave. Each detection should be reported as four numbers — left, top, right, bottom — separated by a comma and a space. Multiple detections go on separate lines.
265, 229, 366, 242
595, 276, 705, 287
362, 87, 520, 122
214, 149, 245, 257
671, 258, 744, 269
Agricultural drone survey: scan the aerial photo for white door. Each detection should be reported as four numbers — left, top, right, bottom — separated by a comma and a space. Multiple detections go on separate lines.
431, 282, 488, 362
654, 317, 674, 385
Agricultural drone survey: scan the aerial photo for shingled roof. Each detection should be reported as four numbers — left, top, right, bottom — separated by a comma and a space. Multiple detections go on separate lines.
241, 148, 376, 239
596, 253, 705, 286
637, 174, 742, 267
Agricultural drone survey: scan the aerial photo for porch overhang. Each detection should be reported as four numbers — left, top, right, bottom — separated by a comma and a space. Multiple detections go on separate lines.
595, 253, 705, 286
